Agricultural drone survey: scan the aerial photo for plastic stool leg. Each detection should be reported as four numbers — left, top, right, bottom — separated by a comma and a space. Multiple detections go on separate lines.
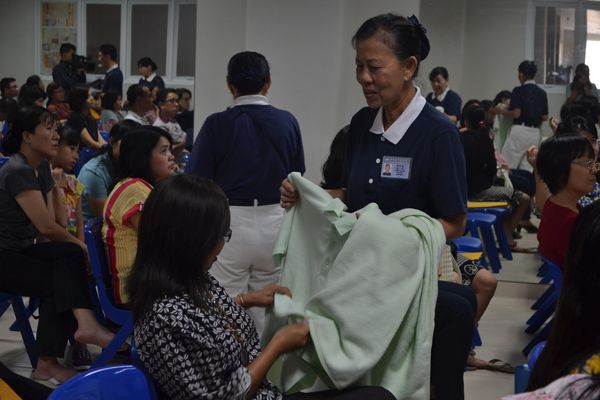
11, 297, 38, 368
523, 320, 553, 357
480, 225, 502, 273
525, 292, 557, 333
531, 284, 554, 310
493, 218, 513, 260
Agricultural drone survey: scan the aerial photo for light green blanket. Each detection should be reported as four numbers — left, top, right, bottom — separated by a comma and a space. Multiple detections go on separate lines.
263, 173, 445, 400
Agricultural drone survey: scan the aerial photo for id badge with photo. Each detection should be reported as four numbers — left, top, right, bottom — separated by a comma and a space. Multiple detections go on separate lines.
380, 156, 412, 180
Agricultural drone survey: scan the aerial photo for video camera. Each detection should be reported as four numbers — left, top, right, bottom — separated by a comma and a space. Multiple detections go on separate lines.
72, 54, 96, 73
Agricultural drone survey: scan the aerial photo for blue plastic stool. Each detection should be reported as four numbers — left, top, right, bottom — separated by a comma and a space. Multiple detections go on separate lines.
0, 157, 9, 168
452, 236, 483, 252
466, 212, 502, 273
478, 207, 513, 260
452, 236, 487, 267
48, 365, 158, 400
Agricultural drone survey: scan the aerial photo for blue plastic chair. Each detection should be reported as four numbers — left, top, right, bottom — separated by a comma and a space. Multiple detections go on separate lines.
99, 130, 110, 142
514, 364, 531, 394
84, 217, 133, 368
0, 294, 38, 368
466, 212, 503, 273
525, 259, 562, 334
527, 341, 546, 370
73, 147, 97, 175
48, 365, 158, 400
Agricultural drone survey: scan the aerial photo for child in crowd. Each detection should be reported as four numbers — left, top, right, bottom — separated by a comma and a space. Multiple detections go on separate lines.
51, 125, 84, 241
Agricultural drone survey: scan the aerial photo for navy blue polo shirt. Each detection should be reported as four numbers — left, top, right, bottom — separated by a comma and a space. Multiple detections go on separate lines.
510, 82, 548, 127
138, 74, 165, 91
186, 103, 305, 200
426, 89, 462, 120
102, 67, 123, 96
342, 104, 467, 218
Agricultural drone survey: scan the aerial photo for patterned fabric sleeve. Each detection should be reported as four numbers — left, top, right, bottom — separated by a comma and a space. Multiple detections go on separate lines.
137, 299, 252, 400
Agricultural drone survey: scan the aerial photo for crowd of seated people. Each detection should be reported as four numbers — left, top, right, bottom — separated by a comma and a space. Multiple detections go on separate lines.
0, 13, 600, 400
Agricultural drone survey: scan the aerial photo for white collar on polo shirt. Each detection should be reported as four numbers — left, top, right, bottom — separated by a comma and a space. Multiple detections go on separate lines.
434, 87, 450, 102
107, 64, 119, 73
232, 94, 269, 107
146, 72, 157, 82
370, 86, 426, 145
523, 79, 536, 85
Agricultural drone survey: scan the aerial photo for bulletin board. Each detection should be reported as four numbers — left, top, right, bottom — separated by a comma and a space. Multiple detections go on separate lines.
40, 2, 78, 75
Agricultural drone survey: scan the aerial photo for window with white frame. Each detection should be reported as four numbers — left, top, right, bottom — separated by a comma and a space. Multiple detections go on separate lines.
36, 0, 196, 82
532, 1, 600, 87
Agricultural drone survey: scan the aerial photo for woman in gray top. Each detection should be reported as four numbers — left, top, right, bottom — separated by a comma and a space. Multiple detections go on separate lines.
0, 107, 117, 384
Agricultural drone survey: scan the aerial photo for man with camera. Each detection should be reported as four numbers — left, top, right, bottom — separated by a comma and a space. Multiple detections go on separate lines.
52, 43, 87, 94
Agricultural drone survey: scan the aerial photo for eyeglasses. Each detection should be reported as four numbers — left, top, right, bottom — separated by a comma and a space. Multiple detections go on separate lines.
165, 98, 179, 104
224, 228, 232, 243
572, 159, 600, 171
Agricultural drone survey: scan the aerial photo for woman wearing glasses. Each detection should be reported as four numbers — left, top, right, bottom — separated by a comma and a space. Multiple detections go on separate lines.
536, 133, 598, 269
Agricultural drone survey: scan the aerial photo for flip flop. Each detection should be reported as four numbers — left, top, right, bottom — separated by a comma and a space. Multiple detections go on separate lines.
510, 245, 538, 254
484, 359, 515, 374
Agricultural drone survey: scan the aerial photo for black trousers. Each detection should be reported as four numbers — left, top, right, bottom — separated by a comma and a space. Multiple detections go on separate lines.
285, 386, 396, 400
0, 242, 92, 358
0, 361, 51, 400
431, 281, 477, 400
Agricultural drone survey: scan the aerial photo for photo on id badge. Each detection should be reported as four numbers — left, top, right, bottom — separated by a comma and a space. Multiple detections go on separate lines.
380, 156, 412, 179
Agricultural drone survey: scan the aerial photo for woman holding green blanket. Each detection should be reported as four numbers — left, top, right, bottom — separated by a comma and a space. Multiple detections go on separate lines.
281, 13, 476, 400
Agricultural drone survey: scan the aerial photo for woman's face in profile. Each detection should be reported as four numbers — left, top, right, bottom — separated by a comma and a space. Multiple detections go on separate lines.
430, 74, 448, 96
150, 136, 176, 182
355, 37, 409, 110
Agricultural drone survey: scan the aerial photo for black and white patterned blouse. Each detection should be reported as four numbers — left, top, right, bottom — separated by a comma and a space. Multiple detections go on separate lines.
135, 274, 282, 400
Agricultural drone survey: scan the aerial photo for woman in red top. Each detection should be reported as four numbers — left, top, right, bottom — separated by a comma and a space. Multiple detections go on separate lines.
536, 134, 598, 267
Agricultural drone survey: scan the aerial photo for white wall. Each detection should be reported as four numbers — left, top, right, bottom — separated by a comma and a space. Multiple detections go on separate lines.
418, 0, 466, 96
0, 1, 35, 85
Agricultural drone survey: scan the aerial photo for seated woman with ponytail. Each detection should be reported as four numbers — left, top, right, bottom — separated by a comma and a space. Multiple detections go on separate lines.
0, 106, 117, 384
461, 103, 532, 252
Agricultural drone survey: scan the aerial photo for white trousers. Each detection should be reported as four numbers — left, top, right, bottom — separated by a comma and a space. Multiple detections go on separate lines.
501, 124, 542, 172
209, 203, 284, 335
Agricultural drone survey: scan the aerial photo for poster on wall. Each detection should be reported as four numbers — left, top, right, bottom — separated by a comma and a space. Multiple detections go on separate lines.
40, 2, 77, 75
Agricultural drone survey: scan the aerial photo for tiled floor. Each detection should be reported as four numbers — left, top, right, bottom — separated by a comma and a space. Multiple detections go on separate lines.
0, 229, 545, 398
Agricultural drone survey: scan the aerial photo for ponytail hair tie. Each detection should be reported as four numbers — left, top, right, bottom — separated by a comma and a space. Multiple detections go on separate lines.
407, 15, 430, 61
479, 120, 485, 127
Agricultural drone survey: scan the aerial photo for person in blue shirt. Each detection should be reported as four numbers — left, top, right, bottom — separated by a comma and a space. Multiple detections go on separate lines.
98, 44, 123, 97
282, 13, 475, 400
137, 57, 165, 101
498, 60, 548, 171
426, 66, 462, 124
186, 51, 305, 334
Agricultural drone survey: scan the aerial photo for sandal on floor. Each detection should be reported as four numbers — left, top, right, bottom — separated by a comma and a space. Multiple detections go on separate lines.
30, 370, 73, 386
510, 243, 538, 254
484, 359, 515, 374
519, 222, 538, 234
